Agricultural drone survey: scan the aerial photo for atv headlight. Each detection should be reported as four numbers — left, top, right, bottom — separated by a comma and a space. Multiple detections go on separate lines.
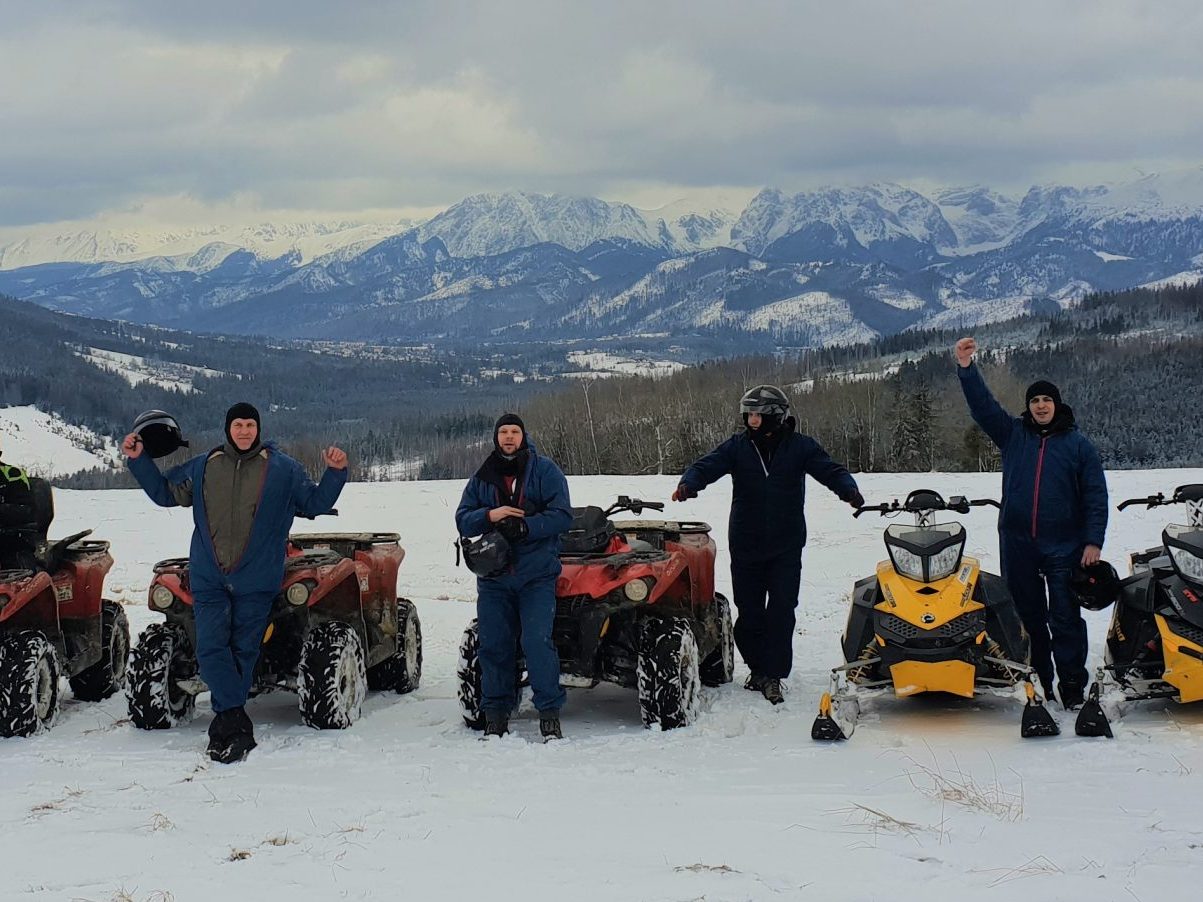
885, 522, 966, 583
1165, 525, 1203, 585
151, 585, 175, 609
623, 578, 652, 602
286, 582, 311, 606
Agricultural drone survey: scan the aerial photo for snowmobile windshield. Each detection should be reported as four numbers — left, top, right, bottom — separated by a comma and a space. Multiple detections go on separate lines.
1164, 524, 1203, 586
884, 522, 966, 583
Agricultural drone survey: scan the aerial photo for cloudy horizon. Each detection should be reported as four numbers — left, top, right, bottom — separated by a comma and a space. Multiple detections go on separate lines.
4, 0, 1203, 232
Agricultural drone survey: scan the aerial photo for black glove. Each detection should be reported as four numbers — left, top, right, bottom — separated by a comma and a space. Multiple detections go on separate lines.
847, 490, 866, 509
495, 516, 529, 544
672, 482, 697, 502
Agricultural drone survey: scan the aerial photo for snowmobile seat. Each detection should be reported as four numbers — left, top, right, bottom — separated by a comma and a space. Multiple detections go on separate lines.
562, 506, 616, 554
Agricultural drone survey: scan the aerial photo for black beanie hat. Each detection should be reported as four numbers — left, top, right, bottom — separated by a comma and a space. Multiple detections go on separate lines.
1025, 380, 1062, 408
493, 413, 527, 453
225, 402, 261, 448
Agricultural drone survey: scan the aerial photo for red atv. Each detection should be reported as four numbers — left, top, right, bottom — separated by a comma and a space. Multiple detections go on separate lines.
0, 478, 128, 737
127, 529, 422, 731
458, 496, 732, 730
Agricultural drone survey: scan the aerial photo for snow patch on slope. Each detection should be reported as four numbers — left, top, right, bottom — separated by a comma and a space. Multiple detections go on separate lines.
0, 406, 121, 476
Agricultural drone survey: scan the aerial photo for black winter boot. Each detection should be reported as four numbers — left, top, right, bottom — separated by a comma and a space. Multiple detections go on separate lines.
483, 712, 509, 738
539, 714, 563, 741
1058, 682, 1085, 711
761, 679, 785, 705
744, 673, 767, 692
208, 707, 257, 764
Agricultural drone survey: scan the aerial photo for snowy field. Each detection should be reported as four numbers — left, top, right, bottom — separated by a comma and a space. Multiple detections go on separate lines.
5, 469, 1203, 902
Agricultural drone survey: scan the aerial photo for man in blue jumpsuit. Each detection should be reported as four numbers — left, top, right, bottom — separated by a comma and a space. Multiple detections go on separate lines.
124, 403, 347, 761
955, 337, 1109, 709
673, 386, 863, 705
456, 414, 572, 740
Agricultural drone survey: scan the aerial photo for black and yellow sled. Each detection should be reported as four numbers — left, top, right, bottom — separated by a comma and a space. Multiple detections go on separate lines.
812, 490, 1058, 741
1076, 484, 1203, 738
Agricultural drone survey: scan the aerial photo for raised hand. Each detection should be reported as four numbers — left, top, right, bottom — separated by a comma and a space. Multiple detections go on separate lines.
323, 446, 348, 470
954, 337, 977, 368
122, 433, 144, 459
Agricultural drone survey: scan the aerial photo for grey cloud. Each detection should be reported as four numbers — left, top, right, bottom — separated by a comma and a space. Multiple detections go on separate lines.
2, 0, 1203, 226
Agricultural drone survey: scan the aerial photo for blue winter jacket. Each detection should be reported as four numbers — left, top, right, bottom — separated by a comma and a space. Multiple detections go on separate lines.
680, 421, 860, 560
958, 363, 1108, 555
128, 441, 347, 596
455, 441, 573, 583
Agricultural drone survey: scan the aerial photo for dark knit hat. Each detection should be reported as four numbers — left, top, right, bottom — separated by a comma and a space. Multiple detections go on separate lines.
224, 402, 261, 448
1025, 380, 1062, 408
493, 413, 527, 455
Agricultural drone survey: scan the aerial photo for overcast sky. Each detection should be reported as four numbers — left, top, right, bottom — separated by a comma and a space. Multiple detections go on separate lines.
3, 0, 1202, 228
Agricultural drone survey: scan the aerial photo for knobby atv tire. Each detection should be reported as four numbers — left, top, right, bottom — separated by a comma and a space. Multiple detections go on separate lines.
637, 617, 701, 730
457, 619, 485, 730
298, 621, 367, 730
127, 622, 197, 730
0, 631, 61, 737
366, 598, 423, 694
699, 592, 734, 687
70, 599, 130, 702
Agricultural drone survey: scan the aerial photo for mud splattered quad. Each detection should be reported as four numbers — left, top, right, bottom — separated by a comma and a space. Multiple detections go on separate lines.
127, 531, 421, 731
458, 496, 733, 730
0, 478, 128, 737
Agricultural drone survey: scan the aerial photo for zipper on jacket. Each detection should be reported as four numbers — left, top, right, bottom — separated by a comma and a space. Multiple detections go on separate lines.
752, 443, 770, 477
1031, 436, 1047, 539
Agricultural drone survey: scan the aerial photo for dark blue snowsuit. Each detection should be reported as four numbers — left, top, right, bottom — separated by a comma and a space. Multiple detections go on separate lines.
680, 421, 860, 679
455, 440, 572, 716
128, 443, 346, 712
958, 363, 1108, 693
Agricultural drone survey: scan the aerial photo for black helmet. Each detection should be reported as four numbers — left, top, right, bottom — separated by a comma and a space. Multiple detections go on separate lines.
740, 384, 790, 418
458, 529, 513, 578
1072, 560, 1121, 611
132, 410, 189, 459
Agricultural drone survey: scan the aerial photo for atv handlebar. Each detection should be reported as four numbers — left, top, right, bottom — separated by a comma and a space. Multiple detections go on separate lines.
604, 496, 664, 517
1118, 485, 1203, 511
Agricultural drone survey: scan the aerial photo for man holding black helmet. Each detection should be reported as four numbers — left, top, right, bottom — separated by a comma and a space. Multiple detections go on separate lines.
123, 403, 347, 763
954, 337, 1109, 710
455, 413, 572, 740
673, 385, 863, 705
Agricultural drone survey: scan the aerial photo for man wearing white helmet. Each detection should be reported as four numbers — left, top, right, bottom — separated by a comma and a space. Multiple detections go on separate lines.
673, 385, 863, 704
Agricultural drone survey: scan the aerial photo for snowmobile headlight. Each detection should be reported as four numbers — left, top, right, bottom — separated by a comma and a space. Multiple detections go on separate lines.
286, 582, 312, 606
151, 585, 175, 609
1165, 525, 1203, 585
885, 522, 966, 583
623, 578, 652, 602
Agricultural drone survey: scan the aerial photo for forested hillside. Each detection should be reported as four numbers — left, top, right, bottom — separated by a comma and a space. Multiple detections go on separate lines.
446, 282, 1203, 478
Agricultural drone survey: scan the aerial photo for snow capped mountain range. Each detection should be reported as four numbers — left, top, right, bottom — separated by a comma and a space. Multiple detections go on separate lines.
1, 168, 1201, 346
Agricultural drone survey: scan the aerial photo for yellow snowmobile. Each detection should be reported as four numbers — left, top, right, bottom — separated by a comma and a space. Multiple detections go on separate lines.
812, 489, 1058, 741
1075, 484, 1203, 738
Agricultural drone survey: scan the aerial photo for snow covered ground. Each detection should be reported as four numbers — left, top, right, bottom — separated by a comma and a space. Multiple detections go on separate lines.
5, 468, 1203, 902
0, 406, 121, 477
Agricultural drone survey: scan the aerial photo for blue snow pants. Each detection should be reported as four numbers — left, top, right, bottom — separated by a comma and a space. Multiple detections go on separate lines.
477, 573, 566, 716
193, 588, 277, 713
730, 551, 803, 679
1000, 532, 1088, 692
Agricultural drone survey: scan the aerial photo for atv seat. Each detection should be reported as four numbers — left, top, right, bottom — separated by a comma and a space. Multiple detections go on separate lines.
561, 506, 617, 554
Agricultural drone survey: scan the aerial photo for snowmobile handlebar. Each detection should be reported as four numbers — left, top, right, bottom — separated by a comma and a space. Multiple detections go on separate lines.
1118, 485, 1203, 511
853, 496, 999, 518
604, 496, 665, 517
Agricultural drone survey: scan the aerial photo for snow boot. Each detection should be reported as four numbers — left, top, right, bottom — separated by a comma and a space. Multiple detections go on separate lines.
1058, 682, 1085, 711
761, 678, 785, 705
744, 673, 767, 692
539, 714, 563, 742
483, 713, 509, 739
207, 707, 256, 764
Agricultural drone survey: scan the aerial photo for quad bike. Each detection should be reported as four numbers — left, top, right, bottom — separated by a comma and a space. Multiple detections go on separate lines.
1075, 484, 1203, 738
127, 526, 421, 731
811, 489, 1059, 741
0, 477, 128, 737
458, 496, 733, 731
